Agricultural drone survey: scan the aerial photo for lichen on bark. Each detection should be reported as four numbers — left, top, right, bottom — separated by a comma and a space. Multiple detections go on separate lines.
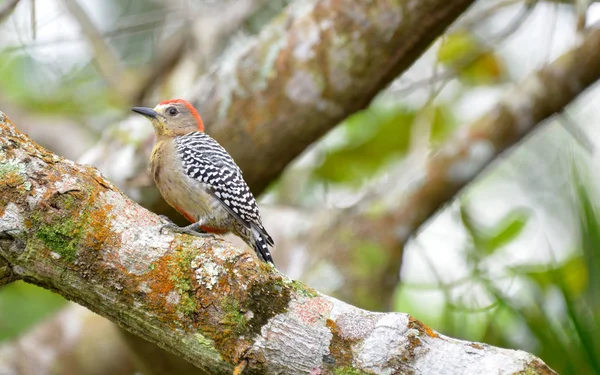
0, 112, 556, 374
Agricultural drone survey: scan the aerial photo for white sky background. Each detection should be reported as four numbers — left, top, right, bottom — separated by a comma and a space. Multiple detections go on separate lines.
2, 0, 600, 331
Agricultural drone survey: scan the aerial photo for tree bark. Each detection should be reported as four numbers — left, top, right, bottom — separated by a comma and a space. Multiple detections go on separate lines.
0, 113, 555, 374
82, 0, 476, 197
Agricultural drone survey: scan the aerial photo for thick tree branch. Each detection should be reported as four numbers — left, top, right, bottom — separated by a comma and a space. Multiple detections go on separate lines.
192, 0, 475, 193
0, 254, 15, 286
0, 114, 554, 374
269, 25, 600, 310
83, 0, 476, 198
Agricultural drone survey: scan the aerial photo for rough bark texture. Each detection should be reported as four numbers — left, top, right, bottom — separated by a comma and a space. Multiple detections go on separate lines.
192, 0, 476, 193
0, 114, 555, 374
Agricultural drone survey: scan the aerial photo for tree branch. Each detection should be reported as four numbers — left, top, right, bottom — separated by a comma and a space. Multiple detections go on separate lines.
61, 0, 126, 94
189, 0, 477, 193
0, 0, 19, 24
83, 0, 476, 197
0, 113, 554, 374
288, 24, 600, 310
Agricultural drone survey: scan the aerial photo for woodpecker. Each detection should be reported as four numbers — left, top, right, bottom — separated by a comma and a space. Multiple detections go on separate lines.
132, 99, 275, 265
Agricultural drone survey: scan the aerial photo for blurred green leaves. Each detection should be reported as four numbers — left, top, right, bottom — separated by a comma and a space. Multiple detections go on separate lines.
0, 281, 66, 341
461, 206, 530, 257
411, 178, 600, 375
0, 52, 112, 116
313, 105, 415, 186
437, 32, 505, 86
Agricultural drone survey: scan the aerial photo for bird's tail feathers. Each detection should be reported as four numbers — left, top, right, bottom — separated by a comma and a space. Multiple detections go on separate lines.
250, 225, 274, 265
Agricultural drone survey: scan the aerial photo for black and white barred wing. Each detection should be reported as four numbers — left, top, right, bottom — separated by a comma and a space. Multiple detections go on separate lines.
175, 131, 274, 247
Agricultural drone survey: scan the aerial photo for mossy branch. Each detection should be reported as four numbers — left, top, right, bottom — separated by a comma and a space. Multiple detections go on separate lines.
0, 113, 555, 374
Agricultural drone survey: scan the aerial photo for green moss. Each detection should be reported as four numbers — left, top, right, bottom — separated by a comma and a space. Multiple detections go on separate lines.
287, 279, 318, 298
243, 277, 291, 336
35, 216, 82, 262
168, 246, 199, 317
29, 189, 110, 263
334, 366, 370, 375
0, 159, 27, 188
195, 333, 216, 350
220, 298, 246, 334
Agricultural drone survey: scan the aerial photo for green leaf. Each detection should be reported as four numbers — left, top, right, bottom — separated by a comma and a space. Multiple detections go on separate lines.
486, 210, 529, 253
437, 32, 477, 65
437, 32, 505, 86
429, 105, 457, 144
313, 105, 415, 185
0, 281, 67, 341
511, 256, 588, 295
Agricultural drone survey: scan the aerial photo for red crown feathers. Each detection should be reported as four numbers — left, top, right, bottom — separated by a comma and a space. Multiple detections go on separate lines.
159, 99, 204, 132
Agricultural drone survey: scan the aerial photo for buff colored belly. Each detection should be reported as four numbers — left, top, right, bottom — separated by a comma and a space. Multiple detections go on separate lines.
150, 140, 233, 233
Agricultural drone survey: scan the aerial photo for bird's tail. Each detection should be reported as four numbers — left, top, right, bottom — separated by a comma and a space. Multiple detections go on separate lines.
250, 225, 275, 265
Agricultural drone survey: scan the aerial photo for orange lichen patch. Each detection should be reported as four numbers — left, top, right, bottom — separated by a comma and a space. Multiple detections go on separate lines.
408, 316, 439, 338
80, 188, 115, 252
406, 330, 422, 358
232, 359, 248, 375
31, 171, 118, 264
140, 253, 183, 324
0, 171, 27, 215
0, 170, 25, 188
84, 164, 115, 190
83, 202, 113, 251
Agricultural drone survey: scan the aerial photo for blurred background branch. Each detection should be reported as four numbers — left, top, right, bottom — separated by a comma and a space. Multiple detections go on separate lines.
285, 23, 600, 311
0, 0, 19, 24
62, 0, 126, 96
80, 0, 475, 198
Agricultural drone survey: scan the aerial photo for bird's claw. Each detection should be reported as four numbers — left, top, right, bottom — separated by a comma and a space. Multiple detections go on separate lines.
159, 223, 214, 238
158, 214, 175, 224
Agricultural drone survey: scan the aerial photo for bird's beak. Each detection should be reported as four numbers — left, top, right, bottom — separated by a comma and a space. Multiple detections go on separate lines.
131, 107, 158, 119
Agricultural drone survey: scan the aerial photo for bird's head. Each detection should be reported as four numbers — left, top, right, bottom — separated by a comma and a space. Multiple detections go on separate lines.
132, 99, 205, 137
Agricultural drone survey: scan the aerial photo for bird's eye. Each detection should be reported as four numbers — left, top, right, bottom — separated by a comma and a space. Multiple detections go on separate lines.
167, 107, 178, 116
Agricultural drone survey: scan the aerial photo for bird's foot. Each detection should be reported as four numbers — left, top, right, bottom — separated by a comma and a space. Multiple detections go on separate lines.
158, 214, 175, 224
159, 222, 214, 238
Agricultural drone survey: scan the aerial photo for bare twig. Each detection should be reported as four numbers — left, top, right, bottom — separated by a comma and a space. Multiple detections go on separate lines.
131, 25, 191, 104
0, 0, 20, 24
61, 0, 125, 94
30, 0, 35, 39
